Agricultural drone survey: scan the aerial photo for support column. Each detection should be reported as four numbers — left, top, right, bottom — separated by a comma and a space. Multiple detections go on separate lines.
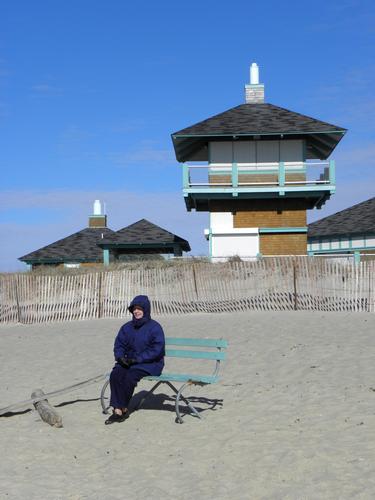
354, 251, 360, 265
103, 249, 110, 266
173, 245, 182, 257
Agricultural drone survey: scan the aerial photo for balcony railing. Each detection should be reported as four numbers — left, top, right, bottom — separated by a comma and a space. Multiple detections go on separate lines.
183, 160, 335, 193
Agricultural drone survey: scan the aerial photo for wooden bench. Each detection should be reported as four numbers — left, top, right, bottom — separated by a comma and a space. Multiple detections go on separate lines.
100, 337, 228, 423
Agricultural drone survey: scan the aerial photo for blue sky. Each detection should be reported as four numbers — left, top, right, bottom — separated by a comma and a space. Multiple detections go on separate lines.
1, 0, 374, 271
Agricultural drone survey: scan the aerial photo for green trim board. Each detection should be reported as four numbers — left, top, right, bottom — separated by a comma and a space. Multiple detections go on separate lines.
279, 161, 285, 186
259, 227, 307, 234
184, 185, 334, 194
103, 249, 110, 266
308, 245, 375, 254
173, 130, 345, 138
23, 257, 102, 265
185, 161, 334, 188
308, 234, 374, 252
329, 160, 335, 185
184, 189, 333, 211
182, 163, 190, 188
100, 242, 181, 249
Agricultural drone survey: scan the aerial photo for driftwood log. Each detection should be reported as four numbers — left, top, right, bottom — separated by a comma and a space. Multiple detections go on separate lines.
31, 389, 63, 428
0, 373, 107, 416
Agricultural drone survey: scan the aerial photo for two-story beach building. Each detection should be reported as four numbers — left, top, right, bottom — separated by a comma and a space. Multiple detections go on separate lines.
171, 63, 347, 260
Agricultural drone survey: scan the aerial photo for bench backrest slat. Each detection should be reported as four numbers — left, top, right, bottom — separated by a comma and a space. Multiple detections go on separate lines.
165, 338, 228, 348
165, 349, 226, 360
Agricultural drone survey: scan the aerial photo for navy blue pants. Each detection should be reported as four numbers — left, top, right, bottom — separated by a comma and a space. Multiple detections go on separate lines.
109, 365, 149, 409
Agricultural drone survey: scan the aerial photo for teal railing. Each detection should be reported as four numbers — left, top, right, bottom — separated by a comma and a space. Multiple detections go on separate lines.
182, 160, 335, 191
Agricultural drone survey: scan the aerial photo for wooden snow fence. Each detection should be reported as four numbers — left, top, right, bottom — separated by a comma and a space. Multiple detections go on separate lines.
0, 258, 374, 324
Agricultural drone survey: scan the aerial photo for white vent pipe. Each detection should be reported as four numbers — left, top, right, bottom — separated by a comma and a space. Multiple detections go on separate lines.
250, 63, 259, 85
93, 200, 102, 215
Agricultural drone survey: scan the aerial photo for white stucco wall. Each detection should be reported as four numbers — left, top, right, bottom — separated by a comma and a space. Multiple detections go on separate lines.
208, 212, 259, 260
211, 234, 259, 260
210, 212, 234, 231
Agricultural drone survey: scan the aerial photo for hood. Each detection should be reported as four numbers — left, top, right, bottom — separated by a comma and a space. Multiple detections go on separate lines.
128, 295, 151, 327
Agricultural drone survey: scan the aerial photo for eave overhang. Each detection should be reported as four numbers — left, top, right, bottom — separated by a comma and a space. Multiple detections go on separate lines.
171, 103, 347, 162
18, 257, 103, 265
172, 130, 346, 162
183, 186, 334, 211
97, 242, 191, 252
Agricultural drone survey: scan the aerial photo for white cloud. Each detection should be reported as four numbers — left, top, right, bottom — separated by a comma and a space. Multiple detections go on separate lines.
109, 140, 175, 167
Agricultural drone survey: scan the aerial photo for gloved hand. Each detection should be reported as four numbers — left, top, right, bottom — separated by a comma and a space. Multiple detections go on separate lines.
117, 356, 137, 369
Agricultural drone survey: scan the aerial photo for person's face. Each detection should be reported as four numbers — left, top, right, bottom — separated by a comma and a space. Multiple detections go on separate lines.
133, 306, 144, 319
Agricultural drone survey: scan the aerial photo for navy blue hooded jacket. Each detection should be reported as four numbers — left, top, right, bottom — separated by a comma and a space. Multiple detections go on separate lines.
113, 295, 165, 376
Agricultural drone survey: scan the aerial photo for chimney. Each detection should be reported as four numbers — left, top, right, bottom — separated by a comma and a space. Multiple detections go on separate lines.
245, 62, 265, 103
89, 199, 107, 228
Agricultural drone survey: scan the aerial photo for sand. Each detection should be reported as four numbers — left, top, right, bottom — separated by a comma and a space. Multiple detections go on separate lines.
1, 311, 375, 500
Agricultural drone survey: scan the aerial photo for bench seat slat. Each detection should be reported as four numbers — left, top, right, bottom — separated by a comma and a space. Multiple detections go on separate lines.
166, 338, 228, 348
144, 373, 219, 384
165, 349, 226, 360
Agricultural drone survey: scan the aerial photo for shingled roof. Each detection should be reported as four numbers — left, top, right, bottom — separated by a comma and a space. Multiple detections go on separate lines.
171, 103, 346, 162
308, 197, 375, 238
19, 227, 115, 264
98, 219, 191, 252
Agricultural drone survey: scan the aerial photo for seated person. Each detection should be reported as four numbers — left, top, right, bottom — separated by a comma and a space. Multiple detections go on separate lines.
105, 294, 165, 425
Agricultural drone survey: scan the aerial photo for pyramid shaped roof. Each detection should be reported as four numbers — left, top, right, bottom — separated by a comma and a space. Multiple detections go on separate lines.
99, 219, 191, 252
308, 198, 375, 238
19, 227, 115, 264
172, 103, 346, 162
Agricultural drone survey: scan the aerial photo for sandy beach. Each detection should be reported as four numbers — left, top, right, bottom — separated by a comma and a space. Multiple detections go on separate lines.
1, 311, 375, 499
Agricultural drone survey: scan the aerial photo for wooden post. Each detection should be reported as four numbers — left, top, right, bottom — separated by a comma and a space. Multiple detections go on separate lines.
293, 260, 298, 311
97, 272, 103, 319
192, 265, 199, 301
14, 275, 22, 324
31, 389, 63, 428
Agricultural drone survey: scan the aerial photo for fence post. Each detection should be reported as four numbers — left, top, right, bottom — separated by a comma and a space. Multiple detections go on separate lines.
97, 272, 103, 318
192, 265, 199, 301
293, 260, 298, 310
14, 275, 22, 324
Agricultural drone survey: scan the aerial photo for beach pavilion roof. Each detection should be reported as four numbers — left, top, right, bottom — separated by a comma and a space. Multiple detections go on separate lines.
171, 103, 347, 162
19, 227, 116, 265
98, 219, 191, 254
308, 197, 375, 238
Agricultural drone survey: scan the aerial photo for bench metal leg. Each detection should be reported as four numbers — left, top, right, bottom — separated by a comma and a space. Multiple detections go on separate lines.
175, 381, 202, 424
101, 377, 202, 424
100, 378, 110, 414
135, 381, 163, 411
137, 380, 201, 424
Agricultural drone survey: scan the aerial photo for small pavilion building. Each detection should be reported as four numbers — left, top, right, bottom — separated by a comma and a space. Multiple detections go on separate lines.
19, 202, 191, 269
98, 219, 191, 264
171, 63, 347, 260
307, 197, 375, 262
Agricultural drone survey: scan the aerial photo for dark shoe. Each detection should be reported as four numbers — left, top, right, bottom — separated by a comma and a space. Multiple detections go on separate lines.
105, 411, 129, 425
